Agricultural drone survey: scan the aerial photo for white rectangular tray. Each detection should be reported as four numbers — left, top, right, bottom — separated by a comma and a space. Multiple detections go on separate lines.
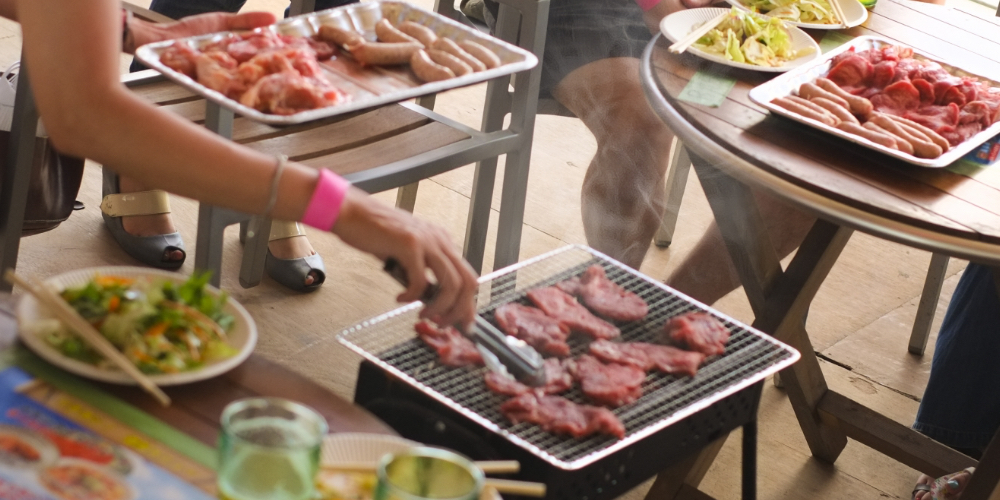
135, 1, 537, 126
748, 36, 1000, 168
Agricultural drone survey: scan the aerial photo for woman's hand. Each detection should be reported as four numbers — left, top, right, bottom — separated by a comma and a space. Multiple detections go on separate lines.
128, 11, 277, 53
332, 188, 479, 330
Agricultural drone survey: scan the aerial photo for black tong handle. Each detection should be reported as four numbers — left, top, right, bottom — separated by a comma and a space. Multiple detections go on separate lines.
384, 258, 439, 303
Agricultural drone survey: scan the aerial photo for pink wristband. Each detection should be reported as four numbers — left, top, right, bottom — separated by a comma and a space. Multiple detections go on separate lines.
636, 0, 661, 11
302, 169, 350, 231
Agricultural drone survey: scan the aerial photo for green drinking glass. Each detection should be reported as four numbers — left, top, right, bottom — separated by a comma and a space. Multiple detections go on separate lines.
374, 447, 484, 500
217, 398, 328, 500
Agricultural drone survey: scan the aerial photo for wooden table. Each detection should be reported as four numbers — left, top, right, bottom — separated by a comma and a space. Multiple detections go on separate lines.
0, 294, 393, 448
639, 1, 1000, 498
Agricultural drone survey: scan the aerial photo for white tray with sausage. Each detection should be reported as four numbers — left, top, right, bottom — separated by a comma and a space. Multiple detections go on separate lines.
135, 1, 537, 126
747, 36, 1000, 168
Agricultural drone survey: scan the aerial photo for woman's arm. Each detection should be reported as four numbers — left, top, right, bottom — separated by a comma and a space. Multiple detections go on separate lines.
15, 0, 477, 326
126, 11, 277, 54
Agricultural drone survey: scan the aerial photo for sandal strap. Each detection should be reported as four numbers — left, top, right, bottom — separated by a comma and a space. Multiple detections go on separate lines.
269, 221, 306, 242
101, 190, 171, 217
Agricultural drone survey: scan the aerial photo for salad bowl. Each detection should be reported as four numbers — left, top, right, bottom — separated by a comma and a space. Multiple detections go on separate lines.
16, 267, 257, 386
660, 8, 821, 73
725, 0, 867, 29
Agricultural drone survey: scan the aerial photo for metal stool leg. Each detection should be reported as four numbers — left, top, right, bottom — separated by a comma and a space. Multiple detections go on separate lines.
908, 253, 950, 355
654, 138, 691, 248
742, 419, 757, 500
0, 55, 37, 289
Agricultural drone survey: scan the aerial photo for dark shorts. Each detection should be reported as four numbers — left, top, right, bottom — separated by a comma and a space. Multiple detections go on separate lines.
485, 0, 650, 99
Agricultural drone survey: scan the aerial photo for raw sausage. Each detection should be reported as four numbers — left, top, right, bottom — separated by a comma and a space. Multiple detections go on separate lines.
772, 97, 839, 126
864, 122, 915, 154
347, 40, 423, 66
815, 77, 874, 117
375, 19, 420, 44
432, 38, 487, 72
398, 21, 438, 47
837, 122, 898, 149
318, 25, 364, 47
870, 113, 943, 158
427, 49, 474, 77
810, 97, 859, 125
459, 40, 501, 69
411, 49, 456, 82
798, 82, 850, 110
887, 115, 950, 151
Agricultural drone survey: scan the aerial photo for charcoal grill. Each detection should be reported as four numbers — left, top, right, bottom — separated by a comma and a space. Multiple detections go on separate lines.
339, 245, 799, 499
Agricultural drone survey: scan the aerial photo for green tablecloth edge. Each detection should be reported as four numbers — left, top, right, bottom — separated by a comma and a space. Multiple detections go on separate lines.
0, 347, 217, 469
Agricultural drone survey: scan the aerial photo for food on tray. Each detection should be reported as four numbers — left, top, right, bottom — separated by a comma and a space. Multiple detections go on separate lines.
427, 49, 474, 77
459, 41, 502, 69
811, 96, 859, 124
39, 461, 132, 500
158, 30, 349, 115
484, 358, 574, 396
837, 121, 898, 148
415, 320, 483, 367
494, 303, 571, 357
737, 0, 841, 24
500, 392, 626, 439
815, 77, 873, 116
664, 312, 731, 356
30, 273, 236, 375
410, 49, 457, 82
433, 38, 487, 72
398, 21, 439, 47
692, 8, 815, 67
526, 287, 620, 340
316, 470, 377, 500
375, 18, 419, 45
772, 95, 839, 126
347, 40, 423, 66
318, 25, 365, 47
589, 339, 705, 377
567, 355, 645, 407
557, 265, 648, 322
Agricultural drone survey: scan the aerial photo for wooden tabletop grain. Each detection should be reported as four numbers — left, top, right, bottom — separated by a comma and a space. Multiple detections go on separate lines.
649, 0, 1000, 262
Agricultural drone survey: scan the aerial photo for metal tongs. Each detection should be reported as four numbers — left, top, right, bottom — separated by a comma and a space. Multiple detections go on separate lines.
384, 259, 546, 387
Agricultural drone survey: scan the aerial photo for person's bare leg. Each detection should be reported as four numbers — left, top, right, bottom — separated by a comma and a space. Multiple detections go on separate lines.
666, 190, 815, 305
554, 57, 675, 269
120, 175, 318, 286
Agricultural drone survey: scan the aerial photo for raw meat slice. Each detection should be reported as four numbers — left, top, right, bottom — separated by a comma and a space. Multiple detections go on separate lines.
664, 312, 731, 356
871, 80, 921, 114
500, 393, 625, 439
872, 61, 896, 88
589, 340, 705, 377
494, 303, 571, 357
568, 355, 645, 407
526, 287, 620, 340
484, 358, 574, 396
555, 276, 582, 296
415, 320, 483, 367
826, 55, 874, 88
912, 79, 935, 105
569, 265, 649, 322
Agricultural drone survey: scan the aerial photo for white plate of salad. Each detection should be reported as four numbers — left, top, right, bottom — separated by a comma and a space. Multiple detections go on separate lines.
661, 8, 821, 73
726, 0, 867, 29
16, 267, 257, 386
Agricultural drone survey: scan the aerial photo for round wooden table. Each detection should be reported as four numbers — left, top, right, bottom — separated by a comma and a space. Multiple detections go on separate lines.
639, 1, 1000, 498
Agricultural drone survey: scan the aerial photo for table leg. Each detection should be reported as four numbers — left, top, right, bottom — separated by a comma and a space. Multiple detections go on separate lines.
0, 56, 38, 289
691, 154, 851, 462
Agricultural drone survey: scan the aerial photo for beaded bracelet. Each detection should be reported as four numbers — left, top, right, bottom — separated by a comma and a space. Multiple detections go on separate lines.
302, 169, 350, 231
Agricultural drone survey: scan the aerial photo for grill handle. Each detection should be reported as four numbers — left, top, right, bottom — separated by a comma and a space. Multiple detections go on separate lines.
383, 258, 546, 387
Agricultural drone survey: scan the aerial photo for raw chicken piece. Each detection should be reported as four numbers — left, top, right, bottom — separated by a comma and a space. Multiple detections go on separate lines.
567, 355, 645, 407
664, 312, 731, 357
500, 392, 625, 439
415, 320, 483, 367
589, 339, 705, 377
484, 358, 574, 396
494, 303, 571, 357
526, 287, 619, 340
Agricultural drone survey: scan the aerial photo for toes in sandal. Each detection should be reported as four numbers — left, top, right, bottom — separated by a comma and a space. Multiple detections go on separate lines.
913, 467, 975, 499
912, 483, 932, 499
265, 221, 325, 293
101, 169, 186, 270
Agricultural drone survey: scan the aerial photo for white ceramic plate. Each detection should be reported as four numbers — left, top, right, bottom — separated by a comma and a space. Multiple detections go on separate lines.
660, 8, 822, 73
725, 0, 868, 29
16, 267, 257, 386
320, 433, 418, 465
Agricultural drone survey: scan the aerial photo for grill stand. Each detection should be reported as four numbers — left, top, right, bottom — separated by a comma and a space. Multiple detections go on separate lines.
355, 361, 762, 500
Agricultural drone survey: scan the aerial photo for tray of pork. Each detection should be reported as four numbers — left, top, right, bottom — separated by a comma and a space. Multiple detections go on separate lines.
134, 1, 536, 126
338, 245, 800, 469
748, 36, 1000, 168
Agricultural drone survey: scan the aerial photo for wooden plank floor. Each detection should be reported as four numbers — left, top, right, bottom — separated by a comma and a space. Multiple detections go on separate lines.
11, 0, 1000, 497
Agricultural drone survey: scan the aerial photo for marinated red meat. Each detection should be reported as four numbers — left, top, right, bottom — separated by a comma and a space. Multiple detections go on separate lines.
912, 79, 935, 105
664, 312, 731, 357
415, 320, 483, 367
960, 101, 993, 128
871, 80, 921, 114
589, 339, 705, 377
500, 393, 625, 439
560, 265, 648, 322
484, 358, 574, 396
567, 355, 645, 407
826, 55, 874, 88
904, 103, 961, 143
872, 61, 896, 88
526, 287, 620, 340
494, 303, 571, 357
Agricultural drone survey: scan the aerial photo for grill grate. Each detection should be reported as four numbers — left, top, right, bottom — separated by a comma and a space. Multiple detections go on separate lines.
338, 245, 799, 470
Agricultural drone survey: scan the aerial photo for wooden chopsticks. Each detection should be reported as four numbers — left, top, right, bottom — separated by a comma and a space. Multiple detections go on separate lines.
5, 270, 171, 407
669, 12, 728, 54
322, 459, 545, 497
829, 0, 847, 28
